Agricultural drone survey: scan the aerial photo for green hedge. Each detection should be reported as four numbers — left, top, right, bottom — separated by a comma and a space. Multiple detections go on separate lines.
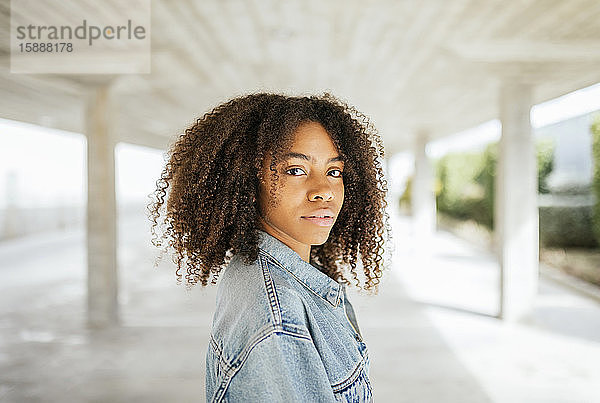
540, 203, 597, 247
435, 151, 487, 223
398, 176, 412, 211
431, 138, 554, 230
592, 113, 600, 244
537, 138, 555, 194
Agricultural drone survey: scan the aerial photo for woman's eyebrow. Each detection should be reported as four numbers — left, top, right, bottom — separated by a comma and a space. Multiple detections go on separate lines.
282, 152, 344, 163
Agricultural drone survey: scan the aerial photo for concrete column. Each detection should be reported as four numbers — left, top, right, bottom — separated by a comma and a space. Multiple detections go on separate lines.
412, 132, 436, 252
85, 83, 119, 328
495, 79, 539, 323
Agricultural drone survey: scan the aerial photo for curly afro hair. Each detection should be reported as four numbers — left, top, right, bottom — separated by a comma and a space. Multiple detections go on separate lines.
147, 92, 392, 292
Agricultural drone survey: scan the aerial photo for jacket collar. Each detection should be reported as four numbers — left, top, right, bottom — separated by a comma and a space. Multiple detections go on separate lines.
257, 229, 342, 307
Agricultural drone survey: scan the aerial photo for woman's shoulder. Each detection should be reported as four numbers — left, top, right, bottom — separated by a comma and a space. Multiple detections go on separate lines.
219, 252, 308, 306
211, 253, 310, 349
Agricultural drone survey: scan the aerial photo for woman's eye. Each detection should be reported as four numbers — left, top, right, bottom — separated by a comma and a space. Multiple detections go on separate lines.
285, 167, 344, 178
285, 167, 306, 176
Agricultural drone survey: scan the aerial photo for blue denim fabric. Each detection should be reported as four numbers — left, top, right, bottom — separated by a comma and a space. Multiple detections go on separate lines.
206, 229, 372, 402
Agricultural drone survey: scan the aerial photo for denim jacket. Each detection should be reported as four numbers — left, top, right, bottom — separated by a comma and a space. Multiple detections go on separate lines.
206, 229, 372, 402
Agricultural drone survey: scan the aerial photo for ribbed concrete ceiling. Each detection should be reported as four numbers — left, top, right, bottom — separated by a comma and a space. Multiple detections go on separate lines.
1, 0, 599, 155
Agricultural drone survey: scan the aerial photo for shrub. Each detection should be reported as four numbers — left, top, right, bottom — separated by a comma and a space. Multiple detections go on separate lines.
399, 176, 412, 212
435, 138, 554, 231
540, 203, 598, 247
435, 152, 485, 219
473, 142, 497, 229
537, 138, 555, 194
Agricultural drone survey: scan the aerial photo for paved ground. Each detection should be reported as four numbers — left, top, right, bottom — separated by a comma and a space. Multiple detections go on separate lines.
1, 206, 599, 402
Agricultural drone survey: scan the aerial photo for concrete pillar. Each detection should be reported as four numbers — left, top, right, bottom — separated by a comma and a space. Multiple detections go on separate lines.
85, 83, 119, 328
412, 132, 436, 252
495, 79, 539, 323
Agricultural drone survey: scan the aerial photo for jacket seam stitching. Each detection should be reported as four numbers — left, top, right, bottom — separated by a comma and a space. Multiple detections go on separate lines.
258, 249, 339, 308
331, 352, 369, 393
212, 325, 312, 402
209, 334, 236, 380
209, 333, 222, 356
259, 254, 282, 325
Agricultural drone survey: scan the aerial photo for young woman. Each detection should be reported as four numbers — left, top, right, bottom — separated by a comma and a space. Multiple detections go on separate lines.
148, 92, 391, 402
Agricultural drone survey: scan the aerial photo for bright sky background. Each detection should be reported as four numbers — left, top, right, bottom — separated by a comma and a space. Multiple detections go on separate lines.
1, 82, 600, 208
0, 122, 86, 208
0, 120, 165, 208
388, 82, 600, 194
427, 82, 600, 158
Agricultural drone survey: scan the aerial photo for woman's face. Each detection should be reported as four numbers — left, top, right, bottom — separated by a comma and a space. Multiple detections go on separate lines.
257, 121, 345, 262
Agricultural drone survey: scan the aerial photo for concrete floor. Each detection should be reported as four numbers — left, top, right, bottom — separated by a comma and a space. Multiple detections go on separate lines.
1, 207, 599, 402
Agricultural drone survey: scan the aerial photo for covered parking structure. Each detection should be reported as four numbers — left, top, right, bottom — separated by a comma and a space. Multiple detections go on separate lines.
1, 0, 599, 328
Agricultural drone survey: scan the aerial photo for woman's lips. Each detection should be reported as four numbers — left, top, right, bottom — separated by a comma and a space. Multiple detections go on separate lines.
301, 216, 334, 226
